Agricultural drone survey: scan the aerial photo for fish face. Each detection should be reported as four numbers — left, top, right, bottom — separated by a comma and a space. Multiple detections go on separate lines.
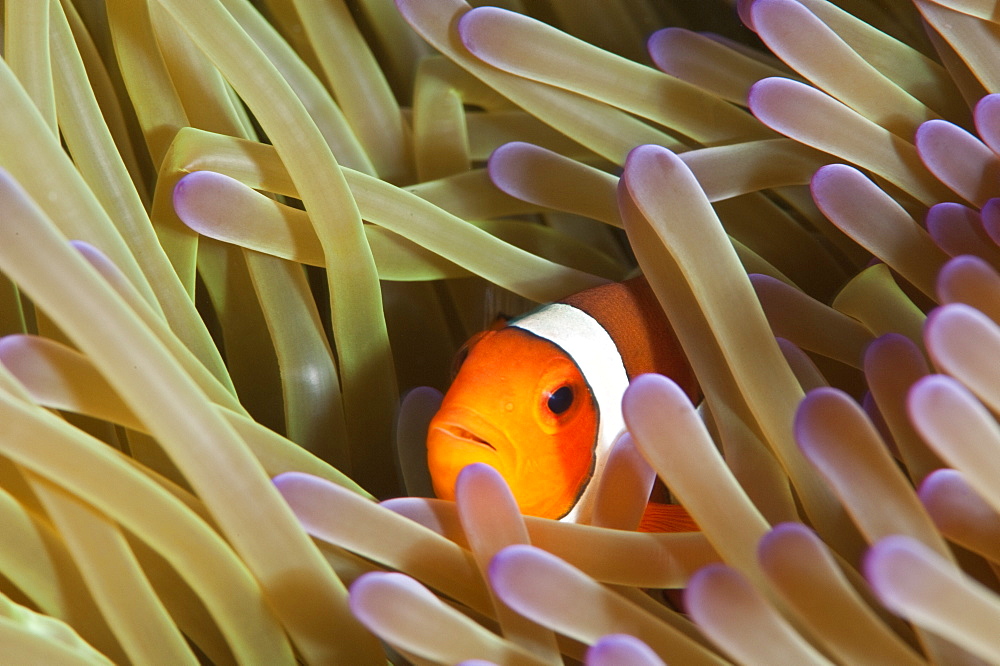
427, 327, 598, 519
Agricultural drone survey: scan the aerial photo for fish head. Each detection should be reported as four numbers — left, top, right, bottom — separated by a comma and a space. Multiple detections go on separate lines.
427, 326, 598, 519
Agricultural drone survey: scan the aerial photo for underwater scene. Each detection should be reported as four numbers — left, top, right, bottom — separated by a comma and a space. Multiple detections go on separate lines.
0, 0, 999, 664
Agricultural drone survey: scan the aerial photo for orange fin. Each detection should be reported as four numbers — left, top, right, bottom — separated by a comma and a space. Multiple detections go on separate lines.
638, 502, 699, 533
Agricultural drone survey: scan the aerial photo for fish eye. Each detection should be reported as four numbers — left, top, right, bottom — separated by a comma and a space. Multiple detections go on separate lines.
546, 385, 574, 415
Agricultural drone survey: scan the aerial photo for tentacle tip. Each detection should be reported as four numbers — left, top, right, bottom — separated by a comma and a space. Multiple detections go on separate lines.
454, 461, 503, 495
746, 75, 796, 112
808, 162, 863, 200
346, 571, 402, 623
67, 239, 98, 254
797, 385, 841, 408
684, 562, 738, 616
270, 470, 302, 486
486, 140, 525, 164
974, 93, 1000, 127
485, 142, 530, 185
623, 143, 672, 173
906, 373, 957, 416
586, 634, 665, 666
736, 0, 757, 30
622, 372, 689, 419
916, 467, 959, 504
172, 170, 219, 221
793, 386, 848, 448
863, 331, 914, 367
748, 0, 788, 24
980, 197, 1000, 218
456, 6, 506, 57
488, 541, 527, 567
487, 543, 536, 591
271, 471, 319, 497
645, 27, 674, 55
764, 520, 813, 541
862, 535, 919, 592
914, 117, 950, 143
926, 301, 982, 337
938, 254, 991, 285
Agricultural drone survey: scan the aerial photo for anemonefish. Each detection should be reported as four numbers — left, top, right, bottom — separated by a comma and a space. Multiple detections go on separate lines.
426, 276, 701, 532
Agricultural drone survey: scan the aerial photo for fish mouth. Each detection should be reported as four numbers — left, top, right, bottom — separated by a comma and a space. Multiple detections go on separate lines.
432, 423, 497, 452
426, 414, 508, 502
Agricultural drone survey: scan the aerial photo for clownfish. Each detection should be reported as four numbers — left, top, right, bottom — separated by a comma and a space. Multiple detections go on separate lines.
426, 277, 700, 531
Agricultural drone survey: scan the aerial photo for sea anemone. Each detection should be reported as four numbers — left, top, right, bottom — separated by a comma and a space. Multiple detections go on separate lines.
2, 0, 1000, 664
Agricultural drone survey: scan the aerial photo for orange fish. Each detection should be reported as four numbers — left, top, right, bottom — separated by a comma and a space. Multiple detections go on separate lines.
426, 277, 700, 531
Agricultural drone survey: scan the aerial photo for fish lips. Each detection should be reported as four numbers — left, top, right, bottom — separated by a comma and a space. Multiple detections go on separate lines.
426, 407, 512, 498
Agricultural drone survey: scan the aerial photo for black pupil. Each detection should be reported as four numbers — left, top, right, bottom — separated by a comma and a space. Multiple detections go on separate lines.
547, 386, 574, 415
